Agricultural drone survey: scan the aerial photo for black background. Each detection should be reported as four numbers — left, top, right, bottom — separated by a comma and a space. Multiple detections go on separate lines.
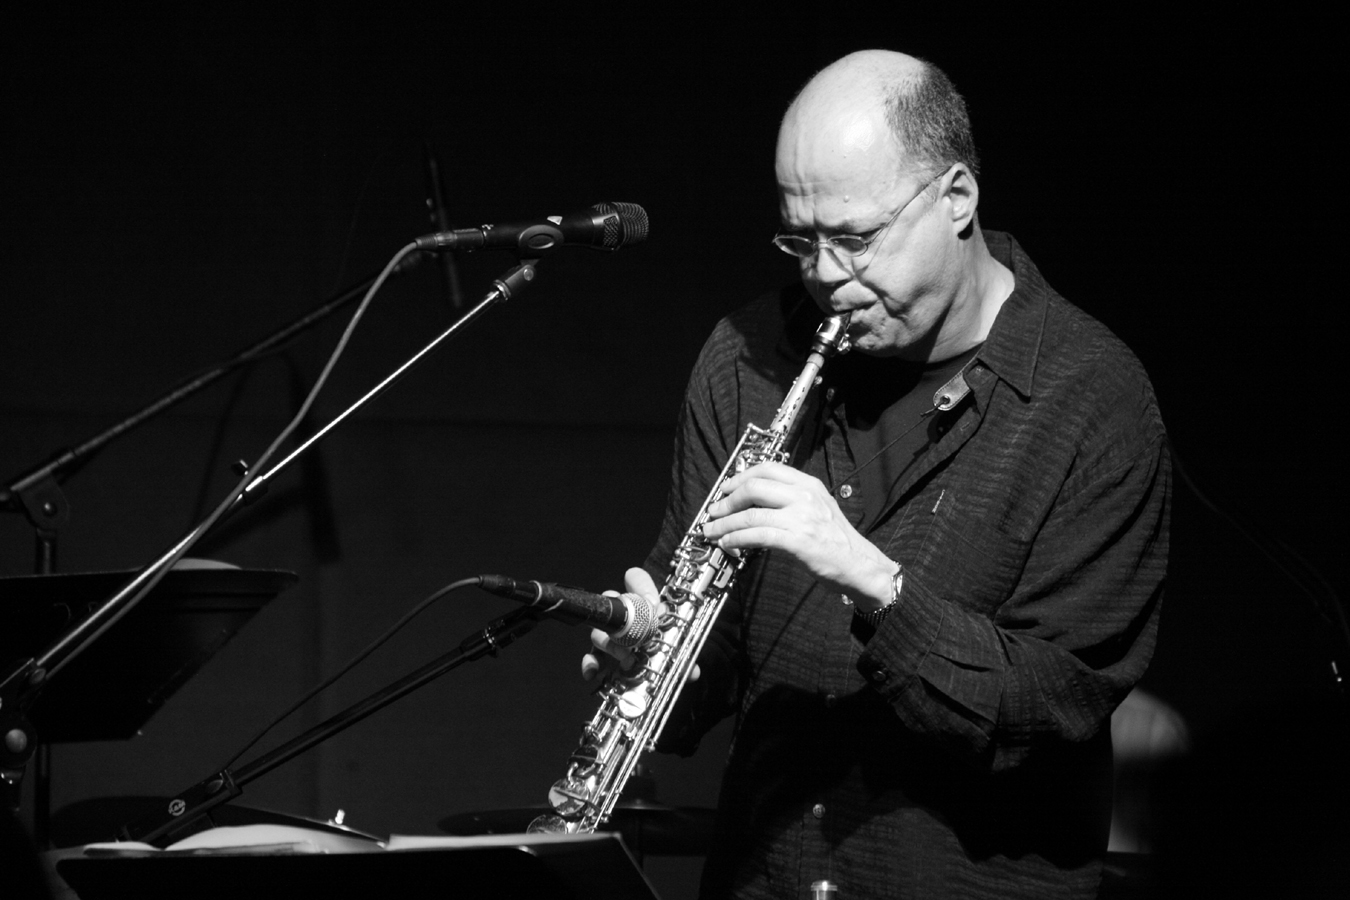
2, 8, 1341, 897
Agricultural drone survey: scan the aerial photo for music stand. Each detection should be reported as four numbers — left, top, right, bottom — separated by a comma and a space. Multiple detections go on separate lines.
57, 832, 662, 900
0, 567, 295, 742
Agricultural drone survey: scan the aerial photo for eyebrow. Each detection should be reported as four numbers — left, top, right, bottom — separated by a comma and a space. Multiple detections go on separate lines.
779, 218, 883, 237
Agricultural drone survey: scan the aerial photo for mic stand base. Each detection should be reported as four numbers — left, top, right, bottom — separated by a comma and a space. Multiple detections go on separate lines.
120, 606, 542, 846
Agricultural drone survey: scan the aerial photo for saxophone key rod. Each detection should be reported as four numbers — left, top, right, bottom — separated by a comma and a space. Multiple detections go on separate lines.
529, 313, 851, 836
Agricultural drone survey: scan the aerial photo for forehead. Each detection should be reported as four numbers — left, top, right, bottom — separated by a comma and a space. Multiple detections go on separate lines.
775, 105, 907, 229
777, 173, 898, 231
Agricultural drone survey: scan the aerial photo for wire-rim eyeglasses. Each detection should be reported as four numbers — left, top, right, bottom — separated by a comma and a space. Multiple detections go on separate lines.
771, 169, 947, 260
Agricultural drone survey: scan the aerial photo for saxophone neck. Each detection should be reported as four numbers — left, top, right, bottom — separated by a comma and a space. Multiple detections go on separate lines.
767, 313, 851, 437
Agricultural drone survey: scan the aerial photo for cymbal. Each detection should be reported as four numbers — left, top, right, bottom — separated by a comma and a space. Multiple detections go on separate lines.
437, 801, 716, 856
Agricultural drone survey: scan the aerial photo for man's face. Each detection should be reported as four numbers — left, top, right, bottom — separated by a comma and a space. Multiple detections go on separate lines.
776, 116, 958, 360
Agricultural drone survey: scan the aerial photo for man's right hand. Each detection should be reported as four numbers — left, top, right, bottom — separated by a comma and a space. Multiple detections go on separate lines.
581, 567, 700, 683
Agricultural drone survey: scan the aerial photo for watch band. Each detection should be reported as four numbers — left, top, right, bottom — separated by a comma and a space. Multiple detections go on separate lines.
854, 563, 903, 627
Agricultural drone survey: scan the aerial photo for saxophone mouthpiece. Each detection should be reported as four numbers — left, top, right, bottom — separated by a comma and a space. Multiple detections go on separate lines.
813, 313, 852, 357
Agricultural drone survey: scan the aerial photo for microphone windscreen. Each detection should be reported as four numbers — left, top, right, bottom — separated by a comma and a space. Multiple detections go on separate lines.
599, 202, 649, 248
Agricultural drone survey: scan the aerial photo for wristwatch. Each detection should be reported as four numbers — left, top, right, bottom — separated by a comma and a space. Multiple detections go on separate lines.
854, 563, 903, 627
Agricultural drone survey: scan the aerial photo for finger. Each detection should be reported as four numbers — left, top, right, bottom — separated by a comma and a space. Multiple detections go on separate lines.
710, 521, 801, 555
703, 505, 786, 542
619, 569, 672, 632
623, 567, 659, 599
591, 628, 638, 669
583, 652, 629, 692
707, 479, 802, 521
718, 461, 809, 495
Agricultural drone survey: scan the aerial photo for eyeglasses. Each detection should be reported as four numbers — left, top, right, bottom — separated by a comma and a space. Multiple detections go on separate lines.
771, 170, 946, 260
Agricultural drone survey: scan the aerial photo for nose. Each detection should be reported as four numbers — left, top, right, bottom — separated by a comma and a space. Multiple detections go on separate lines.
805, 244, 853, 293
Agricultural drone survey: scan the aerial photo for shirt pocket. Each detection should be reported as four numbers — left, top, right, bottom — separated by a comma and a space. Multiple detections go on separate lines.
907, 484, 1033, 616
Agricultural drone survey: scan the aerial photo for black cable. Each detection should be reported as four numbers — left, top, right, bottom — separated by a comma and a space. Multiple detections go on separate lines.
166, 136, 401, 531
217, 576, 483, 772
186, 363, 256, 527
44, 242, 418, 681
328, 136, 397, 297
1172, 446, 1350, 651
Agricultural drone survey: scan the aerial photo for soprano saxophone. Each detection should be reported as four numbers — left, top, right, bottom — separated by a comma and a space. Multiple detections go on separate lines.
529, 312, 851, 836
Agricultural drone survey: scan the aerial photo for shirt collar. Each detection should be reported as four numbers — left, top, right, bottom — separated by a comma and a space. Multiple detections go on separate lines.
972, 230, 1047, 401
775, 230, 1050, 400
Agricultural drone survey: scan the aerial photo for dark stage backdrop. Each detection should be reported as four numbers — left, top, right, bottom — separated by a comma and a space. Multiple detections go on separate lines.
2, 10, 1341, 898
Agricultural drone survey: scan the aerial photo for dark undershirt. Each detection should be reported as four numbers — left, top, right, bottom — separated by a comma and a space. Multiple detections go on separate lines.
831, 344, 982, 531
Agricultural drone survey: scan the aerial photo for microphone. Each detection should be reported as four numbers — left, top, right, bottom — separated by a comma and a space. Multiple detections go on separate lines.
477, 574, 657, 648
414, 202, 649, 254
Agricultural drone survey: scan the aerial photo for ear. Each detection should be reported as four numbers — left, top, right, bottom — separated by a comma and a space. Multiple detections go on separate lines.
941, 163, 979, 236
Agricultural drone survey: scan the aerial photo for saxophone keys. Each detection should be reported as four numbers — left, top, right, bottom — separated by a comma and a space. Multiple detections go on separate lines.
527, 813, 575, 834
616, 685, 651, 719
548, 776, 596, 817
568, 737, 602, 770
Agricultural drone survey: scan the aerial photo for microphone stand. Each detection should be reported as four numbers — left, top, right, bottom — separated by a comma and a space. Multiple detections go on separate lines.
0, 260, 419, 843
0, 259, 423, 556
0, 258, 541, 826
119, 604, 543, 845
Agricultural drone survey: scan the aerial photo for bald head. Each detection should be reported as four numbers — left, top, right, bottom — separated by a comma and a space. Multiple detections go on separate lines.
776, 50, 979, 191
773, 51, 1008, 362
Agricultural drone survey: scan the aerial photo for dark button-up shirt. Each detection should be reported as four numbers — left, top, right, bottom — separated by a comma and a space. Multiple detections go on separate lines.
647, 232, 1170, 899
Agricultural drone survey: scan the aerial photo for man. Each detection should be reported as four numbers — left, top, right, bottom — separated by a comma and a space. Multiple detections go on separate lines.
590, 49, 1169, 898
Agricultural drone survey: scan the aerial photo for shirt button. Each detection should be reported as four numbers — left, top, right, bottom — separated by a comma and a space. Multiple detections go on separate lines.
812, 803, 825, 819
825, 387, 836, 402
869, 668, 889, 684
838, 484, 853, 499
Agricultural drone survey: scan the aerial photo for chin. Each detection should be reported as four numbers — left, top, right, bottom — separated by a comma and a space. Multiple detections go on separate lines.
847, 329, 912, 358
